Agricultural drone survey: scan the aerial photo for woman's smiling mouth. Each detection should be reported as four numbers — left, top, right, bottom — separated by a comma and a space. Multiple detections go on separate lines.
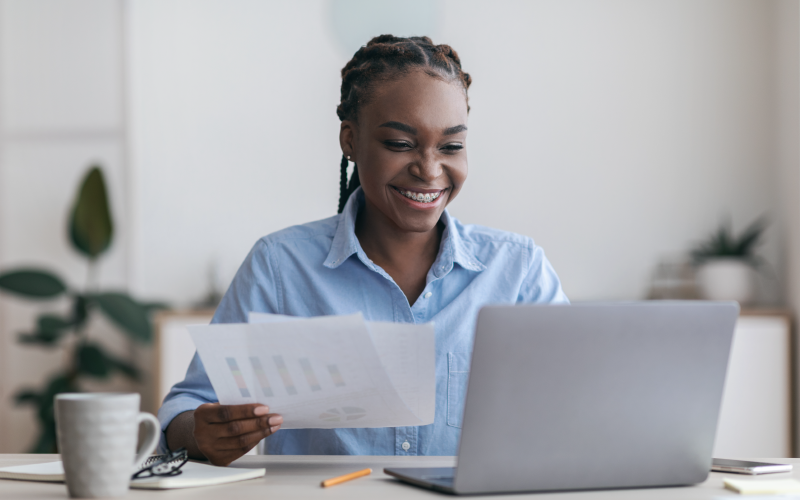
391, 186, 446, 204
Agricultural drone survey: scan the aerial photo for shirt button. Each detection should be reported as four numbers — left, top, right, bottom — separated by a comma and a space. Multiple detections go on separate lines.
423, 292, 432, 299
401, 441, 410, 451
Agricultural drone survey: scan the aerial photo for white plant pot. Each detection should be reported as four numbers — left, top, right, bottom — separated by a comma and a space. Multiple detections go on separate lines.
696, 258, 755, 304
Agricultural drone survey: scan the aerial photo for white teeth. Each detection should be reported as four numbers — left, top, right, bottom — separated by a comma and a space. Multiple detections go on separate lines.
398, 189, 442, 203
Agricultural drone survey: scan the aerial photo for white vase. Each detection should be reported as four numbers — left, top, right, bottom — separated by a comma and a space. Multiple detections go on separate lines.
696, 258, 754, 304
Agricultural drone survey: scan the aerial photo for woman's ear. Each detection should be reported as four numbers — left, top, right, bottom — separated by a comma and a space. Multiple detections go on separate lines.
339, 120, 357, 162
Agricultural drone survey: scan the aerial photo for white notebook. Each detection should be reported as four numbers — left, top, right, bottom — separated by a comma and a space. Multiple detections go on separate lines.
0, 461, 265, 489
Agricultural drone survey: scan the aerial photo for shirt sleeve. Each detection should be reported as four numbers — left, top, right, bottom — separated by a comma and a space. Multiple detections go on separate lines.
517, 241, 569, 304
156, 238, 282, 452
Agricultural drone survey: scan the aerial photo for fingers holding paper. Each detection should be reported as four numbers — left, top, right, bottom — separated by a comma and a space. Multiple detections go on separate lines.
193, 403, 282, 466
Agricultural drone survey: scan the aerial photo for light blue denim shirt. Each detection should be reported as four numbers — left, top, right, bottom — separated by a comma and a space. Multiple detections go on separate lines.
158, 188, 568, 455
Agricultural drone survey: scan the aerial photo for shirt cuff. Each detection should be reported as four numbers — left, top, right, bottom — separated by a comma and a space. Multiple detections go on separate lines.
157, 395, 206, 454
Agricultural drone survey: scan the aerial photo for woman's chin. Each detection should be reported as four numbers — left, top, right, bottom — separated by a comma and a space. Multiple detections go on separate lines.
390, 210, 444, 234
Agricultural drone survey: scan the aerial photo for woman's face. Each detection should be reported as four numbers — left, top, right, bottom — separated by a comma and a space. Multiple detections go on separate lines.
340, 70, 469, 233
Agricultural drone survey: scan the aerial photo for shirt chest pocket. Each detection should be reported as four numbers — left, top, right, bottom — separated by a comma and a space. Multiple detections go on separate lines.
447, 352, 471, 429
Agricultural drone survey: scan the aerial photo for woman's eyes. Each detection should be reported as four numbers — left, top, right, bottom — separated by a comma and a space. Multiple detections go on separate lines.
442, 143, 464, 153
382, 141, 464, 153
384, 140, 412, 150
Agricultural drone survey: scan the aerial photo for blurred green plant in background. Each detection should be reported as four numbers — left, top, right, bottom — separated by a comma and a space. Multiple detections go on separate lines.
0, 166, 166, 453
690, 216, 768, 267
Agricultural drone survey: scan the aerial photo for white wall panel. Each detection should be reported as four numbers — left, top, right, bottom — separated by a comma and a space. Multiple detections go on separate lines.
0, 0, 121, 133
128, 0, 343, 302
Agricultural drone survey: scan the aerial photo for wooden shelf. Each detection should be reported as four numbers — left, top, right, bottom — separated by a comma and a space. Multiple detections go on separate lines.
739, 308, 792, 320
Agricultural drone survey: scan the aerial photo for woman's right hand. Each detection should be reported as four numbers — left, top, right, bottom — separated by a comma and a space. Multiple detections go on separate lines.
193, 403, 283, 466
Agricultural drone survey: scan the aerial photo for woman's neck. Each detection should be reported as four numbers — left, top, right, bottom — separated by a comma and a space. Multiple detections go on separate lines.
354, 199, 443, 304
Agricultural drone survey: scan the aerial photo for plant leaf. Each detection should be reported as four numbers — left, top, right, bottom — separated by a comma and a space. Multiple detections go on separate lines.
19, 374, 74, 453
69, 166, 114, 258
30, 424, 58, 454
0, 269, 67, 298
36, 374, 76, 426
91, 292, 152, 342
76, 343, 111, 378
14, 389, 41, 405
76, 342, 140, 380
18, 331, 62, 346
72, 294, 88, 326
691, 216, 768, 263
735, 217, 768, 255
107, 356, 140, 380
17, 314, 73, 346
39, 314, 72, 333
42, 374, 76, 403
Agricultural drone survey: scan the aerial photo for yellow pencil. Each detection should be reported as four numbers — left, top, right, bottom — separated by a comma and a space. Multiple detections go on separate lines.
321, 468, 372, 487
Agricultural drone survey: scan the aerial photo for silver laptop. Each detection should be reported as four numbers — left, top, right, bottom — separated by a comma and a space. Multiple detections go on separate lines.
385, 301, 739, 495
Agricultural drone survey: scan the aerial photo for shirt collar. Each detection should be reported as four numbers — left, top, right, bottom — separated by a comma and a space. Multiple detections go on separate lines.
323, 188, 363, 269
439, 210, 487, 274
323, 187, 486, 274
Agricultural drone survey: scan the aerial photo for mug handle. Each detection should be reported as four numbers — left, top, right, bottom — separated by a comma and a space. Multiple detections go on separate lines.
133, 412, 161, 470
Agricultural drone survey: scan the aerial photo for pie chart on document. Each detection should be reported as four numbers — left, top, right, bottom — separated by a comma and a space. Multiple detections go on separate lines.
319, 407, 367, 422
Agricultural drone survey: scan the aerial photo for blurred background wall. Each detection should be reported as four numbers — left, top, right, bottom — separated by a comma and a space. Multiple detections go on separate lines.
0, 0, 799, 452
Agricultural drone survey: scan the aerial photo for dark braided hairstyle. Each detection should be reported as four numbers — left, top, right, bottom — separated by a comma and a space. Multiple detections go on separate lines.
336, 35, 472, 214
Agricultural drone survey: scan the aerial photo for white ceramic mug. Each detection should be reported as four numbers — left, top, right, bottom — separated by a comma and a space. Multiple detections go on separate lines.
55, 393, 160, 498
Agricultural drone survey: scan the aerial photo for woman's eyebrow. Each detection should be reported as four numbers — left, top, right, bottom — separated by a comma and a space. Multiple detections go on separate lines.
378, 121, 417, 134
378, 122, 468, 136
443, 124, 468, 135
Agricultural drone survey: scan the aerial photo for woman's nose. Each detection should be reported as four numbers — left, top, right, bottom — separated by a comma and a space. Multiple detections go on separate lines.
410, 150, 443, 181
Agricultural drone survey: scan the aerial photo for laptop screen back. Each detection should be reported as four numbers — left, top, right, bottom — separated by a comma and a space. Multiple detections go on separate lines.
454, 302, 738, 495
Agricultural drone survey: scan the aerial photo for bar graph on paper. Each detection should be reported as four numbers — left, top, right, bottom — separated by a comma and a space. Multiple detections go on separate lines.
189, 315, 435, 430
299, 358, 322, 391
226, 358, 251, 398
250, 356, 274, 397
328, 364, 346, 387
273, 355, 298, 395
225, 356, 346, 397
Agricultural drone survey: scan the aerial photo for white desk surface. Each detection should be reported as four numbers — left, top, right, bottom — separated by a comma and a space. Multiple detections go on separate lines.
1, 454, 797, 499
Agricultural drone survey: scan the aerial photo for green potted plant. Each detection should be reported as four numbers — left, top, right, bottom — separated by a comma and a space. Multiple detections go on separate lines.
691, 217, 767, 304
0, 166, 166, 452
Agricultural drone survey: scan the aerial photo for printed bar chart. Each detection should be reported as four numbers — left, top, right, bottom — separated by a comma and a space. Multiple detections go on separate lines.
299, 358, 322, 391
226, 357, 251, 398
224, 355, 350, 400
250, 356, 274, 397
274, 355, 298, 395
189, 314, 436, 429
328, 364, 346, 387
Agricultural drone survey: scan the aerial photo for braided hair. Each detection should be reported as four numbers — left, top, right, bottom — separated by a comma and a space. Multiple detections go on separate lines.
336, 35, 472, 213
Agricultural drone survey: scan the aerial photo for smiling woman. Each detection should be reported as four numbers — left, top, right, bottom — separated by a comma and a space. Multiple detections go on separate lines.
159, 35, 568, 465
336, 35, 472, 214
337, 36, 472, 302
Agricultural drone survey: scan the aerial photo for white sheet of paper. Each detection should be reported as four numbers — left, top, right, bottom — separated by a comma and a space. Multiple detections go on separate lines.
248, 312, 436, 424
366, 321, 436, 423
189, 314, 430, 428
